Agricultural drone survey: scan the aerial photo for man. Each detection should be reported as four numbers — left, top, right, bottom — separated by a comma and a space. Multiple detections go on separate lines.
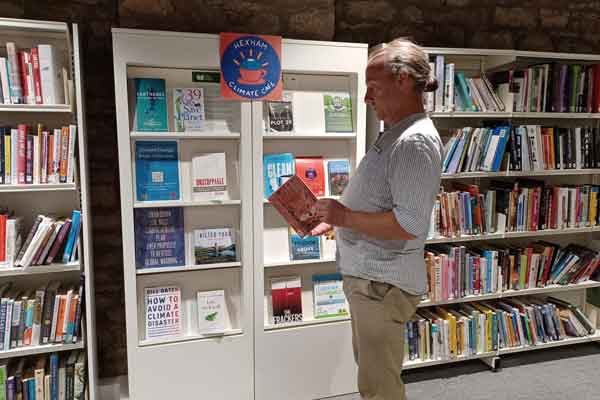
311, 38, 443, 400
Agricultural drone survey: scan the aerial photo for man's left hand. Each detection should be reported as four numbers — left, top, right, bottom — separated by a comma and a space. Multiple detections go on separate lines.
313, 198, 350, 228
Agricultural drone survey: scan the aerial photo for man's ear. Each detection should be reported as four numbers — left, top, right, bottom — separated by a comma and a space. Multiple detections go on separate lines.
394, 71, 409, 89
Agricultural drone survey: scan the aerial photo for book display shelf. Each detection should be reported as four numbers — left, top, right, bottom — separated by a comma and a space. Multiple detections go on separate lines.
0, 18, 98, 399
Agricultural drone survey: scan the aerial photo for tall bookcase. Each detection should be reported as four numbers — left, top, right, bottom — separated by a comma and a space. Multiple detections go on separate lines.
112, 29, 254, 400
0, 18, 98, 399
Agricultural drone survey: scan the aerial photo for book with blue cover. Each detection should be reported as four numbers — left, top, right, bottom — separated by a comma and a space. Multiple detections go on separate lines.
134, 207, 185, 269
289, 227, 320, 260
326, 159, 350, 196
263, 153, 294, 198
312, 273, 349, 318
133, 78, 168, 132
62, 210, 81, 264
135, 140, 180, 202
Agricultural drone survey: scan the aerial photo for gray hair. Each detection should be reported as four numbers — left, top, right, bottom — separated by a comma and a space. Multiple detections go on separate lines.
368, 38, 438, 92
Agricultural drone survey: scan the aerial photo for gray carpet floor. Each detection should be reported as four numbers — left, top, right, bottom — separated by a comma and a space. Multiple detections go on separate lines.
324, 343, 600, 400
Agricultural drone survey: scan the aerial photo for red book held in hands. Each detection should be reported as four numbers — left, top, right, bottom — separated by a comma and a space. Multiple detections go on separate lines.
268, 175, 321, 237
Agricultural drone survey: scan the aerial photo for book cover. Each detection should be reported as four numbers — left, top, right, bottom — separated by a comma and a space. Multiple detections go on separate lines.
191, 152, 228, 201
133, 78, 168, 132
134, 207, 185, 269
193, 228, 236, 265
135, 140, 180, 202
326, 159, 350, 196
197, 290, 228, 334
271, 276, 303, 324
313, 273, 349, 319
266, 91, 293, 132
289, 227, 320, 260
144, 286, 182, 340
295, 157, 325, 197
321, 229, 337, 259
173, 87, 205, 132
263, 152, 295, 198
268, 175, 320, 238
323, 93, 353, 133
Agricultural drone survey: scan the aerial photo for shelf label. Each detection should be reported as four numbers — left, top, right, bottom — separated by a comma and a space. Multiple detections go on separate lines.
192, 71, 220, 83
219, 32, 282, 101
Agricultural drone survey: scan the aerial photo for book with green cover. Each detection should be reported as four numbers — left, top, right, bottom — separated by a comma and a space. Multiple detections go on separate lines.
133, 78, 168, 132
323, 93, 353, 133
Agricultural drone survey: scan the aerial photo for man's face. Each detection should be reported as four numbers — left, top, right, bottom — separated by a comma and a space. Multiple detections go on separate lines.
364, 55, 405, 123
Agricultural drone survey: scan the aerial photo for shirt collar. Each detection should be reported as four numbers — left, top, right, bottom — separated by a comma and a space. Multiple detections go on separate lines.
375, 112, 428, 146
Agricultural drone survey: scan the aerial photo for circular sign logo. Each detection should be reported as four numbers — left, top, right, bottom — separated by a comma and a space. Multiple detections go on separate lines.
221, 35, 281, 100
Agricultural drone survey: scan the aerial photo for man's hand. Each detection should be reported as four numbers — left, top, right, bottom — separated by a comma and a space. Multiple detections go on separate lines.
310, 222, 332, 236
312, 198, 350, 228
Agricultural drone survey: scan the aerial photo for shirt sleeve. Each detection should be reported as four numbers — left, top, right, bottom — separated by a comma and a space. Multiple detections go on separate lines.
388, 136, 441, 237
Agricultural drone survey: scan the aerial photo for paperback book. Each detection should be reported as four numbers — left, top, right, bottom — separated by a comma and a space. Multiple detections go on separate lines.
134, 207, 185, 269
313, 273, 349, 318
271, 276, 303, 324
132, 78, 168, 132
191, 152, 228, 201
268, 175, 320, 238
173, 87, 205, 132
135, 140, 180, 202
193, 228, 236, 264
326, 159, 350, 196
288, 227, 320, 260
263, 152, 295, 198
323, 92, 353, 133
266, 91, 294, 133
295, 156, 325, 197
144, 286, 182, 340
197, 289, 229, 334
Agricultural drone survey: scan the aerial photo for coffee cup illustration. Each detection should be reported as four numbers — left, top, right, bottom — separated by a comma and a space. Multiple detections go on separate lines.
238, 57, 266, 84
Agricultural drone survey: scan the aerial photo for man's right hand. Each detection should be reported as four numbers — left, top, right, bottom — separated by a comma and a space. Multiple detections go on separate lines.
310, 222, 333, 236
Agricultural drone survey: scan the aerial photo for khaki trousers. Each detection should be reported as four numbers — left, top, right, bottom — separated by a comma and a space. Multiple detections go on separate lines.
343, 275, 421, 400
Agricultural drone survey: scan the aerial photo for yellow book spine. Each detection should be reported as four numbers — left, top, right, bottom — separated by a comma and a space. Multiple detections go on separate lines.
5, 135, 10, 183
486, 312, 492, 352
590, 191, 597, 227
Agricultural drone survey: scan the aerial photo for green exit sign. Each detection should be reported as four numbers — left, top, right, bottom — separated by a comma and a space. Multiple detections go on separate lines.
192, 71, 220, 83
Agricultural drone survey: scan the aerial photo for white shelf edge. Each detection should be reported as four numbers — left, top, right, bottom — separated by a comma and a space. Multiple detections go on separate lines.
138, 329, 244, 347
130, 132, 241, 139
0, 263, 80, 277
0, 18, 68, 33
136, 262, 241, 275
429, 111, 600, 119
426, 226, 600, 244
264, 196, 340, 205
0, 183, 77, 192
0, 104, 72, 113
263, 132, 357, 139
419, 280, 600, 308
499, 335, 593, 355
402, 351, 497, 370
264, 315, 351, 331
134, 199, 241, 208
0, 341, 84, 359
264, 258, 336, 268
442, 169, 600, 180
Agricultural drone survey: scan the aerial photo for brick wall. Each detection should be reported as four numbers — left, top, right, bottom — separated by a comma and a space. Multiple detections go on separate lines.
1, 0, 597, 378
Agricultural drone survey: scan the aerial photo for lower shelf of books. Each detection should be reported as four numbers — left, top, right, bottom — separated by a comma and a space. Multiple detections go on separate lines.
139, 329, 244, 347
499, 330, 600, 355
264, 315, 351, 331
426, 226, 600, 245
136, 262, 241, 275
403, 351, 497, 370
0, 341, 84, 360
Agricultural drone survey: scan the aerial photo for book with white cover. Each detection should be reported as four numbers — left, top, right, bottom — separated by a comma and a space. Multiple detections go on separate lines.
191, 152, 228, 201
197, 290, 229, 334
144, 286, 182, 340
173, 87, 205, 132
38, 44, 65, 105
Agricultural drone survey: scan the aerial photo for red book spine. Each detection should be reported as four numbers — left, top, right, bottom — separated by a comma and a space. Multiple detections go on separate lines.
0, 215, 6, 262
17, 124, 27, 184
525, 247, 533, 288
541, 247, 554, 285
30, 47, 43, 104
474, 257, 480, 295
17, 51, 29, 102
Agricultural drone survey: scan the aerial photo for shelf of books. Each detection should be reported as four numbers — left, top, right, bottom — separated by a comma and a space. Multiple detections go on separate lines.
112, 29, 254, 400
0, 18, 98, 400
396, 46, 600, 373
252, 39, 367, 400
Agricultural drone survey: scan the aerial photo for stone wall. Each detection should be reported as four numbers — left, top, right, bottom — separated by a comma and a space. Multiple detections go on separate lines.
1, 0, 598, 378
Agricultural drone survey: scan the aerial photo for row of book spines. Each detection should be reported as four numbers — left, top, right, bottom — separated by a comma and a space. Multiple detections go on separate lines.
443, 126, 510, 174
405, 298, 593, 362
511, 63, 600, 113
0, 284, 83, 351
0, 43, 66, 105
0, 125, 76, 185
0, 351, 85, 400
509, 126, 600, 171
425, 245, 600, 300
432, 184, 599, 238
3, 211, 82, 268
